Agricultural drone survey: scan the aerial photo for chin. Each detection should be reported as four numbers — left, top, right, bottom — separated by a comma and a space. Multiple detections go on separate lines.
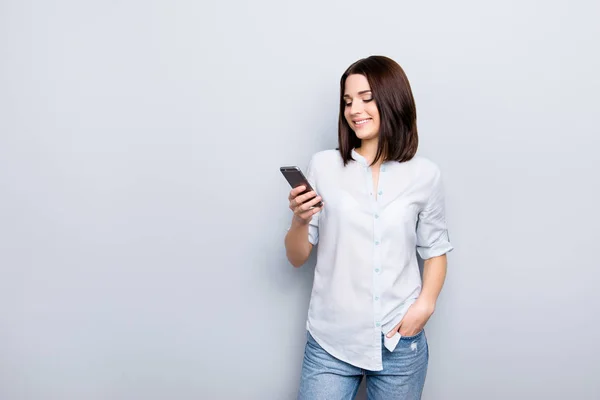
355, 131, 378, 141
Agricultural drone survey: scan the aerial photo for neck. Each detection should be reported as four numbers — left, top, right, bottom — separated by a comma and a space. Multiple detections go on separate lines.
357, 138, 380, 166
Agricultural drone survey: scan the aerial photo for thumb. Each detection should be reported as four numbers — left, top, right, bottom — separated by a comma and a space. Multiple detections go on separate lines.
386, 321, 401, 338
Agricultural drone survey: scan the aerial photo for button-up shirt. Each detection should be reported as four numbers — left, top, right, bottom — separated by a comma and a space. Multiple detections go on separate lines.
300, 149, 453, 371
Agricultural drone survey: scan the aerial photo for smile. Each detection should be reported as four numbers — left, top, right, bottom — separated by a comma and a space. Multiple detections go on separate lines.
354, 119, 371, 126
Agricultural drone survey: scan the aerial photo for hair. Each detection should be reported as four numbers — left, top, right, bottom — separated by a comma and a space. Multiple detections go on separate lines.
338, 55, 419, 166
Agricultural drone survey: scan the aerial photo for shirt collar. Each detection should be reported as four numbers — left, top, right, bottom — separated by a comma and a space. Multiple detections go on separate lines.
351, 148, 388, 167
351, 148, 368, 166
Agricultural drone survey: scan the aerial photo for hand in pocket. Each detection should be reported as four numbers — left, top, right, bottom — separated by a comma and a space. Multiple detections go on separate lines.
386, 299, 434, 338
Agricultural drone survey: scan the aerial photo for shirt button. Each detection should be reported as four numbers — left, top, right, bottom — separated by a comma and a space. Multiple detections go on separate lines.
375, 241, 380, 245
374, 296, 380, 301
381, 166, 386, 172
374, 268, 380, 273
374, 214, 379, 219
378, 190, 383, 196
375, 322, 381, 327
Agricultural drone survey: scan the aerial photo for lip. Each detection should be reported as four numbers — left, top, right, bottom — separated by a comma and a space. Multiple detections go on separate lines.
353, 118, 372, 128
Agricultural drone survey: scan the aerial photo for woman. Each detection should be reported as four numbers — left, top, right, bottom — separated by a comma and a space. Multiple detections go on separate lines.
285, 55, 453, 400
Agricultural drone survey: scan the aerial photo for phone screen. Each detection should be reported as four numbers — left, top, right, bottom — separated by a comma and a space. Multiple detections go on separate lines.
280, 166, 323, 207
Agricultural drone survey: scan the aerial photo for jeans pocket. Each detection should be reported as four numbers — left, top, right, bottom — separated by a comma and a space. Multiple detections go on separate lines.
399, 329, 424, 341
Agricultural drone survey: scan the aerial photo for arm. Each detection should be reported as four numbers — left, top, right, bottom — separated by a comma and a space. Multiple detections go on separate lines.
386, 254, 447, 337
284, 185, 322, 268
387, 166, 453, 338
284, 218, 313, 268
418, 254, 448, 313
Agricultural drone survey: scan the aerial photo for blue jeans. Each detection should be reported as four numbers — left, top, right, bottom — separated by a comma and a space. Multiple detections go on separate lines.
298, 330, 429, 400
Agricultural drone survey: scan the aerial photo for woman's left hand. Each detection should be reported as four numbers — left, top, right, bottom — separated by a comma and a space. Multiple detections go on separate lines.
386, 299, 435, 338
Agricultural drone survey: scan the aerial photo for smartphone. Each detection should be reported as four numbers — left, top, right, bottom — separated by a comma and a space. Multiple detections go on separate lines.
280, 166, 323, 208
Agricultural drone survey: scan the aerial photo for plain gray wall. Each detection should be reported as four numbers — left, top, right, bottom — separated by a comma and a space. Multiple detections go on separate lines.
1, 0, 599, 399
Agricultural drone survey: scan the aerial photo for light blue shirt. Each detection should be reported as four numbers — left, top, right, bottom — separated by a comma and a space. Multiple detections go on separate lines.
300, 149, 453, 371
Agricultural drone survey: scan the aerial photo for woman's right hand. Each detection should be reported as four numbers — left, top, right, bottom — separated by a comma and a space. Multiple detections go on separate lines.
288, 186, 323, 225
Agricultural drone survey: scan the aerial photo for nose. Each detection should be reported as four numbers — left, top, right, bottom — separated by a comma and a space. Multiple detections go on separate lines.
350, 100, 364, 115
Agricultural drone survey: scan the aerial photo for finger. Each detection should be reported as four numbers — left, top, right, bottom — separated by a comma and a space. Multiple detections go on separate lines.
289, 188, 305, 205
295, 204, 313, 217
294, 194, 323, 218
289, 189, 312, 207
386, 321, 402, 338
297, 210, 314, 220
298, 198, 322, 213
290, 185, 307, 197
297, 204, 322, 217
299, 195, 322, 211
298, 204, 322, 219
291, 191, 314, 207
295, 190, 317, 206
295, 204, 319, 218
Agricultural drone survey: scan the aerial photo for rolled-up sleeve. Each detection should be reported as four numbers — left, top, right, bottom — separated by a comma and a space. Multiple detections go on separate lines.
416, 168, 454, 259
306, 156, 320, 245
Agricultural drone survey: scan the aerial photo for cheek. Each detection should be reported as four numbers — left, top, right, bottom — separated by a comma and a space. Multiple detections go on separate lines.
368, 106, 380, 126
344, 108, 351, 123
373, 116, 381, 128
370, 116, 380, 133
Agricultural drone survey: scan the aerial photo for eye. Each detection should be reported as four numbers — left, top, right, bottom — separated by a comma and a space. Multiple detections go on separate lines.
344, 97, 372, 107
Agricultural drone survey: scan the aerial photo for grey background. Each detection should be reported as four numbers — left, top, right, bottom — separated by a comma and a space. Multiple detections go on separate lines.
1, 0, 599, 399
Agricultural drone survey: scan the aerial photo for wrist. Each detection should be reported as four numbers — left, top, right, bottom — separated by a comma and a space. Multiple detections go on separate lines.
416, 296, 437, 313
291, 216, 309, 228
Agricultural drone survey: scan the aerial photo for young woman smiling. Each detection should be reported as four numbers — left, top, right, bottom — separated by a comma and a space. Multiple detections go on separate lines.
285, 55, 453, 400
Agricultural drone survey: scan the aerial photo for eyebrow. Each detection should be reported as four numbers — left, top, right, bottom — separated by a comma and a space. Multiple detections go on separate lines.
343, 90, 372, 98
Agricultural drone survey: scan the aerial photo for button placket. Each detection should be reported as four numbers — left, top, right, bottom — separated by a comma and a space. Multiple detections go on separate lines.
364, 159, 384, 333
372, 185, 383, 332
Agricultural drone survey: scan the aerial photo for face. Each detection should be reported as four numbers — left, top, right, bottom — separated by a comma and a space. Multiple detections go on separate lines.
343, 74, 381, 142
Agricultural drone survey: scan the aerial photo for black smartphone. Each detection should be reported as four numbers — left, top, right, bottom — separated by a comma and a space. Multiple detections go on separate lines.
280, 166, 323, 208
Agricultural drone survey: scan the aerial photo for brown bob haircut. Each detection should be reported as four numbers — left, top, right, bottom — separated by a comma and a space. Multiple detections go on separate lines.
338, 55, 418, 166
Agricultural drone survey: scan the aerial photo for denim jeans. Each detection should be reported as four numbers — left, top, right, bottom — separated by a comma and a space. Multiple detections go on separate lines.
298, 330, 429, 400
